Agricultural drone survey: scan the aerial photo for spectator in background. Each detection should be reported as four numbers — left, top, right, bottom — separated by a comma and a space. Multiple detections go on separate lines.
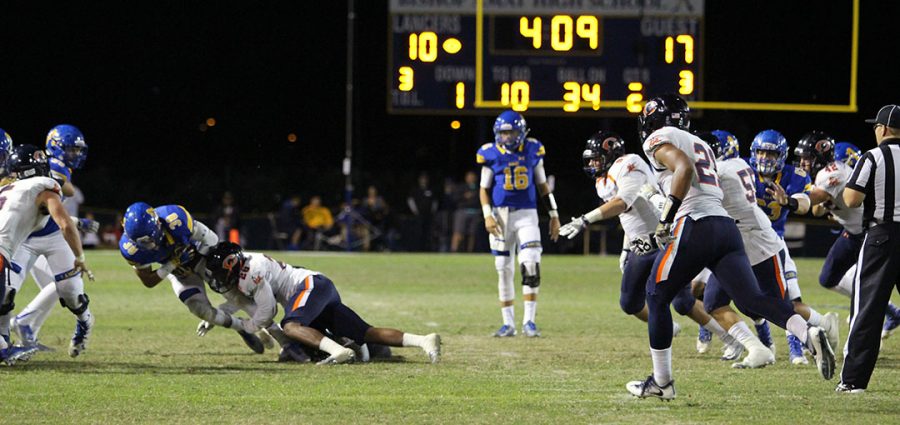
212, 191, 240, 242
435, 177, 457, 252
303, 195, 335, 250
451, 170, 481, 252
407, 173, 437, 251
361, 185, 390, 251
278, 194, 304, 250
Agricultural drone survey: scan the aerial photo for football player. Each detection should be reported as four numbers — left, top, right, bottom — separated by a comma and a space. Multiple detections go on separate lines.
119, 202, 265, 354
625, 95, 833, 400
0, 145, 91, 365
4, 126, 99, 357
559, 131, 738, 352
477, 110, 560, 337
204, 242, 441, 364
748, 129, 813, 364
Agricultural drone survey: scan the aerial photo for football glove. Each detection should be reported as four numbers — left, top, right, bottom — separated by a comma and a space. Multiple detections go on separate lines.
76, 218, 100, 234
654, 222, 676, 248
197, 320, 213, 337
559, 216, 588, 239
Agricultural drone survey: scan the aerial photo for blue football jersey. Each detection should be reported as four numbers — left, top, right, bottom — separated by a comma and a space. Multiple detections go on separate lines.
119, 205, 197, 267
751, 163, 812, 237
476, 138, 546, 209
29, 158, 74, 237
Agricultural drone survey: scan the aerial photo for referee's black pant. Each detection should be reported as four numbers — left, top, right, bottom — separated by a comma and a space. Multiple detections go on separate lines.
841, 222, 900, 389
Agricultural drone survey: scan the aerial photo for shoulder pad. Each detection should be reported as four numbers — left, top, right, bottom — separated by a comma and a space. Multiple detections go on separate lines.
793, 168, 807, 177
476, 143, 497, 164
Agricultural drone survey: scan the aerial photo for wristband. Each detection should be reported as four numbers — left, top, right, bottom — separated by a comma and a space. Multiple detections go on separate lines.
659, 195, 683, 224
584, 208, 604, 223
785, 197, 799, 212
548, 210, 559, 218
482, 204, 493, 218
75, 254, 85, 263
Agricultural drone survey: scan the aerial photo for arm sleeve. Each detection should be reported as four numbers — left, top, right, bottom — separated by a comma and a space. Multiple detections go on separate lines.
534, 159, 547, 185
190, 220, 219, 255
846, 152, 875, 192
480, 166, 494, 189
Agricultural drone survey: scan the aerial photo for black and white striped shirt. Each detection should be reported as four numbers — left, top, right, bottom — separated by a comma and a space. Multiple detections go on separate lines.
847, 138, 900, 224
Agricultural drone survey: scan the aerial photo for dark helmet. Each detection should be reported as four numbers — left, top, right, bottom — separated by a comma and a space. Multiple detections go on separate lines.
8, 144, 50, 179
582, 131, 625, 178
205, 242, 246, 293
638, 94, 690, 141
793, 130, 835, 177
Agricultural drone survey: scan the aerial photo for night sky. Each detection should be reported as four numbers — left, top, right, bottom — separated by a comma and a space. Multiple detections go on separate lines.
1, 1, 896, 217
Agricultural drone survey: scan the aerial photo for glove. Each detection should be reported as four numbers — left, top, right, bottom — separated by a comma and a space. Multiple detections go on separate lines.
654, 221, 676, 248
77, 218, 100, 234
619, 249, 629, 273
197, 320, 214, 337
559, 216, 588, 239
174, 245, 201, 270
257, 328, 276, 350
638, 183, 658, 200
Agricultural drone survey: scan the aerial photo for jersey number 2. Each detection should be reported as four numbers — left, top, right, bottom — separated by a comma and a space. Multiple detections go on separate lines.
693, 143, 720, 187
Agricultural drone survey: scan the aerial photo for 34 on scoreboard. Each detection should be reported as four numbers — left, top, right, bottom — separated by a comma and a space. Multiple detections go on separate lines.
388, 0, 705, 115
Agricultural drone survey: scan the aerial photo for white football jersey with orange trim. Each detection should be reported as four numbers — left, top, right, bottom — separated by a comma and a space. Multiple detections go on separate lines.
815, 160, 863, 235
717, 158, 780, 265
0, 177, 61, 259
642, 126, 728, 220
595, 153, 659, 238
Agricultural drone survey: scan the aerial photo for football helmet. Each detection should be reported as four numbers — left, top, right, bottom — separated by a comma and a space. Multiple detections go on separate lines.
794, 131, 835, 177
749, 129, 788, 175
711, 130, 740, 160
123, 202, 164, 250
582, 131, 625, 178
205, 242, 246, 293
493, 110, 529, 151
8, 145, 50, 179
834, 142, 862, 168
638, 94, 690, 141
0, 129, 13, 177
46, 124, 88, 169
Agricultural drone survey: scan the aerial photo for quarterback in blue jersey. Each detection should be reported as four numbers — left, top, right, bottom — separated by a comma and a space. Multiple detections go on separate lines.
477, 111, 560, 337
8, 125, 101, 357
119, 202, 266, 354
749, 129, 815, 363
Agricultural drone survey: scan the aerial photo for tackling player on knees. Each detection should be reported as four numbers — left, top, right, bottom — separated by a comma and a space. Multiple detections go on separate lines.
204, 242, 441, 364
478, 111, 560, 338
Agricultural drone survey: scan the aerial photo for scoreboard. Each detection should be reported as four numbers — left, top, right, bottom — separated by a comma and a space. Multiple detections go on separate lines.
387, 0, 859, 115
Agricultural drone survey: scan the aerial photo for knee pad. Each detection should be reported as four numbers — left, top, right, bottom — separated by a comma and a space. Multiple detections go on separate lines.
521, 262, 540, 288
59, 293, 90, 315
0, 288, 16, 315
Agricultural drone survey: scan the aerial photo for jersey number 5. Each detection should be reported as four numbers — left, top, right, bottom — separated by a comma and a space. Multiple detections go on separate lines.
693, 143, 720, 187
736, 168, 756, 204
503, 166, 529, 190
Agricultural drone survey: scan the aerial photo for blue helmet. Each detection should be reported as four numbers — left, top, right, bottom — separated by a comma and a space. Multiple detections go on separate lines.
493, 110, 529, 150
46, 124, 88, 169
123, 202, 164, 250
0, 129, 13, 177
711, 130, 740, 160
749, 129, 788, 175
834, 142, 862, 168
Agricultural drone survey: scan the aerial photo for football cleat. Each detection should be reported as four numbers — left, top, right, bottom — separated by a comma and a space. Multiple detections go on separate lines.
721, 341, 745, 361
316, 347, 355, 365
788, 334, 809, 365
422, 333, 442, 363
754, 320, 774, 353
338, 337, 371, 363
696, 326, 712, 354
626, 375, 676, 400
822, 312, 841, 351
494, 324, 516, 337
731, 345, 775, 369
68, 315, 95, 358
883, 303, 900, 340
806, 326, 835, 380
237, 330, 265, 354
835, 382, 865, 394
1, 345, 39, 366
278, 343, 312, 363
257, 329, 276, 350
522, 321, 541, 338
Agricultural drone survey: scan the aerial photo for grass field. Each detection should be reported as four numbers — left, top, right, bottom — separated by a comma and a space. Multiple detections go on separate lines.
2, 250, 898, 424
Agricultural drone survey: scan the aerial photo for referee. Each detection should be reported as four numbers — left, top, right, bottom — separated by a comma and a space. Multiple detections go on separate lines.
839, 104, 900, 393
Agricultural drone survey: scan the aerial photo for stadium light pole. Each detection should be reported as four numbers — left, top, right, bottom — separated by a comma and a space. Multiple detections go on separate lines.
343, 0, 355, 252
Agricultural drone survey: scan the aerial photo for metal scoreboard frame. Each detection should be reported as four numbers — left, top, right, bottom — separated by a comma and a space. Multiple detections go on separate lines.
387, 0, 859, 115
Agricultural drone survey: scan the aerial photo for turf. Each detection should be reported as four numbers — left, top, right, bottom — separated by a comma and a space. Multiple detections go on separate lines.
2, 251, 898, 424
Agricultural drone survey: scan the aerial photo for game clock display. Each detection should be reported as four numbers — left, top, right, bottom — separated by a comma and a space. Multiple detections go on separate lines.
388, 0, 704, 115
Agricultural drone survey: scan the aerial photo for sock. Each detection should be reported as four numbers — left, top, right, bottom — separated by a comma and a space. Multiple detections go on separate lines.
727, 321, 766, 350
651, 347, 673, 385
833, 270, 854, 298
785, 314, 809, 343
806, 309, 823, 327
319, 337, 348, 356
702, 318, 734, 344
501, 305, 515, 326
76, 309, 92, 323
402, 333, 425, 348
19, 283, 59, 332
523, 301, 536, 324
